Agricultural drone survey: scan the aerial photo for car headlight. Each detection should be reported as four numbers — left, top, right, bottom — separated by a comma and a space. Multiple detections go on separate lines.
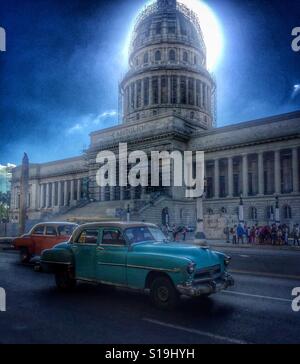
187, 262, 196, 274
224, 256, 231, 266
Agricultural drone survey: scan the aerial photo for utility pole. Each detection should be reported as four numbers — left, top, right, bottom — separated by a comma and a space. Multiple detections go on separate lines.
19, 153, 29, 235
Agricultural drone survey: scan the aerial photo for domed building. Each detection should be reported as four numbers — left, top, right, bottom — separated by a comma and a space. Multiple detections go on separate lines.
121, 0, 215, 128
10, 0, 300, 238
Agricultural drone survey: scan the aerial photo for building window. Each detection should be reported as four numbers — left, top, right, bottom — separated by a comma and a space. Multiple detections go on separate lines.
180, 76, 187, 104
183, 51, 188, 63
143, 77, 149, 106
188, 78, 194, 105
171, 76, 177, 104
283, 205, 292, 219
196, 80, 201, 107
207, 208, 213, 215
143, 52, 149, 64
249, 207, 258, 220
152, 76, 159, 104
221, 207, 227, 214
155, 50, 161, 62
161, 76, 168, 104
180, 19, 187, 35
169, 49, 176, 62
136, 80, 142, 108
168, 22, 176, 34
130, 83, 135, 109
135, 57, 139, 66
155, 22, 162, 35
194, 55, 197, 65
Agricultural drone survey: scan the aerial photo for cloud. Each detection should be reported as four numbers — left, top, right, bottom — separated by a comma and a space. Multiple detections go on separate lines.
66, 110, 118, 134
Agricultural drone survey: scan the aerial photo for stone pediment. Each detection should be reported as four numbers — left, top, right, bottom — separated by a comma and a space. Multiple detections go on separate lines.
89, 114, 199, 150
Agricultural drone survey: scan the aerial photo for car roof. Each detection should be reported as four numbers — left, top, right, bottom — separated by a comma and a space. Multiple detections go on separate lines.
33, 222, 78, 227
77, 221, 158, 230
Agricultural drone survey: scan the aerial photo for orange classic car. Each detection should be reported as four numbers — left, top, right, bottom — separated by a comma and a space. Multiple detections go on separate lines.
13, 222, 78, 264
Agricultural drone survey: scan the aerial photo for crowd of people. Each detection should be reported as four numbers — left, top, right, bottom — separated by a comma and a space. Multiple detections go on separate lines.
224, 223, 300, 246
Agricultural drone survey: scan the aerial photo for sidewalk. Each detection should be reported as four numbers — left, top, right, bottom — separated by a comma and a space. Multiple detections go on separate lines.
192, 239, 300, 251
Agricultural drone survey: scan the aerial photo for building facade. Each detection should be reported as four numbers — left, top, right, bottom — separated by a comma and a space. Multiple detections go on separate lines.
10, 0, 300, 237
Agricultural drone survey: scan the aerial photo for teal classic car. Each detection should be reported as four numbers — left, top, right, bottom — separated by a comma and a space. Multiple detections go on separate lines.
40, 222, 234, 309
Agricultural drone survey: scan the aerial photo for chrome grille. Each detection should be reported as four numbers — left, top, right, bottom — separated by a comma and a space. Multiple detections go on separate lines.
193, 264, 221, 283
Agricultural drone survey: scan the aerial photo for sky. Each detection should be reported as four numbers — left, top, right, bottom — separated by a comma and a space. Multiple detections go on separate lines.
0, 0, 300, 165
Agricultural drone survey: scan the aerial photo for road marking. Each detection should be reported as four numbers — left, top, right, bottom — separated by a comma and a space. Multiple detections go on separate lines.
223, 290, 292, 303
143, 318, 249, 344
230, 269, 300, 281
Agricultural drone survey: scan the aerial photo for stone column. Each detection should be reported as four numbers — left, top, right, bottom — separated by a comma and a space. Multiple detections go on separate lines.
228, 157, 233, 197
100, 186, 105, 202
274, 150, 281, 194
292, 147, 299, 193
63, 181, 68, 206
110, 186, 115, 201
141, 79, 144, 108
40, 184, 45, 209
77, 179, 81, 201
258, 152, 264, 195
57, 181, 62, 207
46, 183, 50, 208
70, 180, 74, 205
242, 154, 248, 197
51, 182, 56, 207
214, 159, 219, 199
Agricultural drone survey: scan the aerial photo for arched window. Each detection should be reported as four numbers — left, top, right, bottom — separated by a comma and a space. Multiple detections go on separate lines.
169, 49, 176, 62
155, 50, 161, 62
183, 51, 188, 63
143, 52, 149, 64
207, 208, 213, 215
283, 205, 292, 219
249, 207, 258, 220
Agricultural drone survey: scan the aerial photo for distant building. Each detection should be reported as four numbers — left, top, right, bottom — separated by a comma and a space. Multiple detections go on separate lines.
0, 164, 15, 194
10, 0, 300, 237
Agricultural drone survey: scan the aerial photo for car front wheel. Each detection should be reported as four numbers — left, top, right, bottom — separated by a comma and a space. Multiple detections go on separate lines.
55, 271, 76, 291
150, 276, 180, 309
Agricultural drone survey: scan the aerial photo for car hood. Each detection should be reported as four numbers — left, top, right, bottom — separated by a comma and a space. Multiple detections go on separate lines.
131, 241, 223, 268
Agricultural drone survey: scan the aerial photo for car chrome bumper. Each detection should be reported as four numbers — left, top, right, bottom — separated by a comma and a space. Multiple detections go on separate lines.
177, 273, 234, 297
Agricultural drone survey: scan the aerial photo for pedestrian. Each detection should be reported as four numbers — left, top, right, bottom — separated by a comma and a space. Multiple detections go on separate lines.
232, 226, 237, 244
237, 224, 244, 244
293, 224, 300, 246
250, 226, 255, 244
271, 224, 277, 245
182, 226, 187, 241
224, 226, 230, 243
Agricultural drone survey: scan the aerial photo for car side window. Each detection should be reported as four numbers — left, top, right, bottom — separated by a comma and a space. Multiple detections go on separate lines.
32, 225, 45, 235
45, 226, 57, 236
102, 229, 126, 245
77, 229, 99, 244
58, 225, 74, 236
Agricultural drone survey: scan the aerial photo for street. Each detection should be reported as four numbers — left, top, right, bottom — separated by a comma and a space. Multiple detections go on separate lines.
0, 248, 299, 344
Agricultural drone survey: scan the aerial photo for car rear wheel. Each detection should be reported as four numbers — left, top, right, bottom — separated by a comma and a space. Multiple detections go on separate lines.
150, 276, 180, 310
20, 247, 30, 264
55, 271, 76, 291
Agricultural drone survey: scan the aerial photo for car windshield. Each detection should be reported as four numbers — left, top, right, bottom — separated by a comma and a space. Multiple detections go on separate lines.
124, 226, 168, 244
